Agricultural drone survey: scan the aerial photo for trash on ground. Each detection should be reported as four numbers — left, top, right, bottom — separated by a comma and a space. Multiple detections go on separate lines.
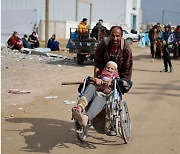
64, 100, 77, 105
45, 96, 58, 99
18, 108, 23, 110
8, 89, 31, 94
33, 48, 51, 53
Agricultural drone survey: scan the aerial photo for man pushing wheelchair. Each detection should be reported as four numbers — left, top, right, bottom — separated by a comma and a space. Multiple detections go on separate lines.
72, 26, 133, 137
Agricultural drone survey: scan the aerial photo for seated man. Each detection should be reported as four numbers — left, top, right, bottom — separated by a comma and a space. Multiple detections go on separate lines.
91, 19, 108, 40
48, 34, 60, 51
78, 18, 88, 39
21, 34, 32, 49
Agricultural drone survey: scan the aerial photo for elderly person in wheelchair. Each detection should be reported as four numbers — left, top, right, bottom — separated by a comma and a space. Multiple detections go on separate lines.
72, 26, 133, 137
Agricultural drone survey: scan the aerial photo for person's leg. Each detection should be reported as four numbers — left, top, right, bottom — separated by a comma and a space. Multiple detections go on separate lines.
86, 96, 107, 121
72, 95, 107, 127
150, 42, 153, 55
157, 40, 162, 59
152, 42, 157, 59
83, 84, 96, 102
166, 48, 173, 72
174, 44, 178, 59
162, 47, 168, 72
163, 55, 168, 71
74, 84, 96, 112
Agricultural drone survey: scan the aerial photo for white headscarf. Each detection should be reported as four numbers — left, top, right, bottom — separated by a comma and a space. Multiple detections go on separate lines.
106, 61, 118, 69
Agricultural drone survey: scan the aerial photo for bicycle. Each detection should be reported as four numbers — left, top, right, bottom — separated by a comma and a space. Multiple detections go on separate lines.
73, 77, 131, 144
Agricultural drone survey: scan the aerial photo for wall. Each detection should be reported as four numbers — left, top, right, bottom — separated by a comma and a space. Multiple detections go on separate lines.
1, 10, 36, 43
1, 0, 142, 42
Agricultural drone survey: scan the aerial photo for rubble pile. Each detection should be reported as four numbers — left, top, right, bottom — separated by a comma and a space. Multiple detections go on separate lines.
1, 46, 76, 65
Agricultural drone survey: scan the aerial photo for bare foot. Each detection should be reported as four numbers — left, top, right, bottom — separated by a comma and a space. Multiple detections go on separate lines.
72, 105, 83, 112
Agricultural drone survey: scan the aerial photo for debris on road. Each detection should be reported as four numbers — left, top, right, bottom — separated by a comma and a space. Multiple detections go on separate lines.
8, 89, 31, 94
45, 96, 58, 99
64, 100, 77, 105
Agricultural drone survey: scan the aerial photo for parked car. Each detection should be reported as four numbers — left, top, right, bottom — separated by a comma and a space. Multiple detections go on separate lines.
123, 30, 140, 45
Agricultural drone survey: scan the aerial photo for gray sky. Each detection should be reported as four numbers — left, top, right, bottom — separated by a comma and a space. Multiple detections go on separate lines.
141, 0, 180, 25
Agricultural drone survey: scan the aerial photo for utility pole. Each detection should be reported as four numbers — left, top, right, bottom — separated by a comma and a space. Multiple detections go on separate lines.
162, 10, 164, 25
89, 3, 92, 28
76, 0, 78, 21
45, 0, 49, 47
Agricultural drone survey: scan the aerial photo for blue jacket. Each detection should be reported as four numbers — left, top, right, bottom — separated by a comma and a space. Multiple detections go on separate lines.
162, 31, 175, 45
48, 38, 60, 51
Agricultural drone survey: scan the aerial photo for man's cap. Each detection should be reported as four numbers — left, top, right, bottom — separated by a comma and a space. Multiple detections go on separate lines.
106, 61, 118, 69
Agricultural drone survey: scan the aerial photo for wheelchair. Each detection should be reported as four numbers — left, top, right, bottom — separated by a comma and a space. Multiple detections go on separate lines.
73, 77, 131, 144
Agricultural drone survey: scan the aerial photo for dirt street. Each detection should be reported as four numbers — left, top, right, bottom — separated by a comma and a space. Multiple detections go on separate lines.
1, 44, 180, 154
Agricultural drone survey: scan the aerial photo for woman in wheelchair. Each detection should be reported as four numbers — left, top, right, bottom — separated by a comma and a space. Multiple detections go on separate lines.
72, 61, 131, 136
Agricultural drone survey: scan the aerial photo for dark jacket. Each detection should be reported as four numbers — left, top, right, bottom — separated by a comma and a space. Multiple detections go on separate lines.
48, 38, 60, 51
91, 23, 108, 40
174, 29, 180, 44
162, 31, 175, 45
94, 38, 133, 81
148, 28, 153, 42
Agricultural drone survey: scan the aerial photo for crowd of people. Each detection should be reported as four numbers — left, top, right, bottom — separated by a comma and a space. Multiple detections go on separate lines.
7, 31, 40, 50
7, 31, 60, 51
148, 23, 180, 72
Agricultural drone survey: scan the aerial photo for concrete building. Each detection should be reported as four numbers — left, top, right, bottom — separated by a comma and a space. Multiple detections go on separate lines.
1, 0, 142, 42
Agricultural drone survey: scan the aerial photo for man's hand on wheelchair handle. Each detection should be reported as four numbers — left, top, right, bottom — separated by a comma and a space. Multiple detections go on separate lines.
117, 78, 133, 93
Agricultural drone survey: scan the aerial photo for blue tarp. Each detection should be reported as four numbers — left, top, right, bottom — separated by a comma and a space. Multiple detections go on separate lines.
139, 33, 150, 47
66, 32, 79, 48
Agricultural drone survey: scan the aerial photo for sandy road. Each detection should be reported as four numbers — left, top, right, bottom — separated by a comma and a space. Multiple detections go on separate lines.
1, 45, 180, 154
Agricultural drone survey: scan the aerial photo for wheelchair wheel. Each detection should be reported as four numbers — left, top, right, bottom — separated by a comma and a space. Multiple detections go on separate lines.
119, 100, 131, 143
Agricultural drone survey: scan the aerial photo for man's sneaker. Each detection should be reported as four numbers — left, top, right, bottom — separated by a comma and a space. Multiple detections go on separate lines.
108, 127, 117, 136
170, 67, 173, 72
160, 69, 168, 72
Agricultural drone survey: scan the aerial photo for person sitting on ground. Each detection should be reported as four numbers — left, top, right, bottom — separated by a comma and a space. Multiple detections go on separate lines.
91, 19, 108, 40
28, 32, 40, 48
72, 61, 130, 136
7, 31, 23, 50
47, 34, 60, 51
21, 34, 32, 49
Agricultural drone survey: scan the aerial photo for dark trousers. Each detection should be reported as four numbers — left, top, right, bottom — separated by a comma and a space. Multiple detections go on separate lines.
163, 47, 172, 71
174, 44, 180, 58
